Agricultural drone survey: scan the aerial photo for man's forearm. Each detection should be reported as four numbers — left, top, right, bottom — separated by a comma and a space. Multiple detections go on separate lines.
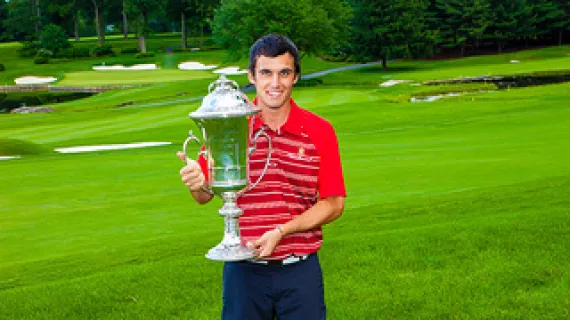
279, 196, 345, 236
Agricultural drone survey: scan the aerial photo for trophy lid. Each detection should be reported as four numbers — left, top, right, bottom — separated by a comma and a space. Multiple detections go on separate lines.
190, 75, 260, 119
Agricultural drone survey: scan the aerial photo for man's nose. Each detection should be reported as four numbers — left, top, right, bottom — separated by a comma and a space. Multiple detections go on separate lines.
270, 73, 279, 87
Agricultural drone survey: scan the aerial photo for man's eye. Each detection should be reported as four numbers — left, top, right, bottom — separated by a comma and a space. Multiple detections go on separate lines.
279, 70, 291, 77
260, 70, 271, 76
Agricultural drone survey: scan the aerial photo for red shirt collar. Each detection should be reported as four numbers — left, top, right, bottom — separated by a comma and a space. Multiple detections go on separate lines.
251, 98, 304, 136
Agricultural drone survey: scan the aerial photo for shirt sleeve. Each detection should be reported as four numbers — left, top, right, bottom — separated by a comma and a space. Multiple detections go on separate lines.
314, 121, 347, 199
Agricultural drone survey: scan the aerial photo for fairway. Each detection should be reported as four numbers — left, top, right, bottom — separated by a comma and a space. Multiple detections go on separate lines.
1, 45, 570, 319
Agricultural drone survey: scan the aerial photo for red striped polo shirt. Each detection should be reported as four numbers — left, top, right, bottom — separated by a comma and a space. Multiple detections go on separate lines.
235, 98, 346, 260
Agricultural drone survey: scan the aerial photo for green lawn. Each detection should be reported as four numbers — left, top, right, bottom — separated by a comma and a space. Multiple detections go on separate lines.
1, 43, 569, 319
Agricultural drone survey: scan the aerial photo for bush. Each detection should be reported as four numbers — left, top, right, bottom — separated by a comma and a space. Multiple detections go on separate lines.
18, 42, 40, 57
36, 49, 53, 58
34, 56, 49, 64
54, 47, 90, 59
0, 64, 4, 72
92, 44, 115, 57
121, 47, 139, 54
296, 78, 323, 87
135, 52, 155, 58
40, 24, 71, 53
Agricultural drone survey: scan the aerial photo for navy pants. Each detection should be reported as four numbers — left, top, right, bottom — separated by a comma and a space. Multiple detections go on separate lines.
222, 254, 326, 320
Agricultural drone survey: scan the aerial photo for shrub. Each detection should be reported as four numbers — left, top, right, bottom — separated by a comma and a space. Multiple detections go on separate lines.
18, 42, 40, 57
36, 49, 53, 58
73, 47, 91, 58
92, 44, 115, 57
296, 78, 323, 87
0, 64, 4, 72
121, 47, 139, 54
34, 56, 49, 64
40, 24, 71, 54
135, 52, 155, 58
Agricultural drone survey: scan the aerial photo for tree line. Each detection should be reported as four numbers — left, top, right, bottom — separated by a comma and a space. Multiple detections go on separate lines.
1, 0, 569, 67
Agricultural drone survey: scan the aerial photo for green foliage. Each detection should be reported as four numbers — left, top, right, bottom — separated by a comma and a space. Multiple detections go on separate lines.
36, 49, 53, 58
296, 78, 323, 87
211, 0, 352, 59
435, 0, 492, 55
39, 24, 71, 53
135, 52, 155, 58
92, 44, 115, 57
0, 63, 4, 72
347, 0, 436, 67
121, 47, 139, 54
67, 47, 91, 58
18, 41, 40, 57
33, 56, 49, 64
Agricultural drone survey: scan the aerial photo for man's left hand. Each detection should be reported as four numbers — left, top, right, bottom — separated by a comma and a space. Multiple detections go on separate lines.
246, 228, 283, 259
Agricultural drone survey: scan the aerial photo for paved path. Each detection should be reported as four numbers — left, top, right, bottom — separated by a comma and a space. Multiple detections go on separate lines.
131, 61, 383, 108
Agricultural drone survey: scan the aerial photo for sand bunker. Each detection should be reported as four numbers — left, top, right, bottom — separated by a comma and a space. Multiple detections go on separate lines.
93, 64, 158, 71
14, 76, 58, 85
178, 61, 218, 70
213, 67, 248, 75
379, 80, 412, 87
55, 142, 172, 154
0, 156, 21, 161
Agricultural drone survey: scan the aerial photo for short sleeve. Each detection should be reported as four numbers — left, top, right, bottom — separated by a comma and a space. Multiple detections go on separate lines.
313, 121, 347, 199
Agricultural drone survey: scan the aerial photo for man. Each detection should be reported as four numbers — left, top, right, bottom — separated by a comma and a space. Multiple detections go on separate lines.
178, 34, 346, 319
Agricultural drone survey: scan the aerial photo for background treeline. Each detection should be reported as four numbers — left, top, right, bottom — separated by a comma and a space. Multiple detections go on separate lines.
1, 0, 569, 67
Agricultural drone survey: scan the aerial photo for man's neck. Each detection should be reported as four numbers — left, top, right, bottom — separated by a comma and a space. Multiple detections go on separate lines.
260, 101, 292, 131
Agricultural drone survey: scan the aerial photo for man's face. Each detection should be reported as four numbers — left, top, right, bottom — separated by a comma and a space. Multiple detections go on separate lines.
248, 53, 299, 110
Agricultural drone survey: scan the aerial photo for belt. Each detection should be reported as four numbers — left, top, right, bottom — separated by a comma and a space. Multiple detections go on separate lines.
248, 254, 310, 266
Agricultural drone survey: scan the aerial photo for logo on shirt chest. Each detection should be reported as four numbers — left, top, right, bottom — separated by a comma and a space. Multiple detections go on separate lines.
298, 147, 305, 157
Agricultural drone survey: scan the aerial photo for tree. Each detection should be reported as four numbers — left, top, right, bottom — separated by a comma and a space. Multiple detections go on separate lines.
486, 0, 534, 53
2, 0, 37, 41
39, 23, 71, 53
166, 0, 191, 48
348, 0, 434, 68
211, 0, 352, 59
91, 0, 109, 45
128, 0, 164, 53
435, 0, 492, 56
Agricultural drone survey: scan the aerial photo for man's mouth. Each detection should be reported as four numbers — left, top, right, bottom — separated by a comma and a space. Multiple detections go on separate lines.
267, 91, 282, 98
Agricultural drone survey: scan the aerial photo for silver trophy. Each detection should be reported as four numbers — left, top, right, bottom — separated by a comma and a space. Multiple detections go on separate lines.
183, 75, 272, 261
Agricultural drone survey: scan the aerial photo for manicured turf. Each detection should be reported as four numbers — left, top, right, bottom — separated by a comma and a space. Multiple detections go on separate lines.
1, 42, 569, 319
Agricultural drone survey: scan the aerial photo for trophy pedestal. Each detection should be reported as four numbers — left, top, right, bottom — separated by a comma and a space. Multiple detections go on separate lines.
205, 192, 255, 261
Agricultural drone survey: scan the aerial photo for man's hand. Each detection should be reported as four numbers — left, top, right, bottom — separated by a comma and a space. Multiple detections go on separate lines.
177, 152, 206, 192
247, 228, 283, 259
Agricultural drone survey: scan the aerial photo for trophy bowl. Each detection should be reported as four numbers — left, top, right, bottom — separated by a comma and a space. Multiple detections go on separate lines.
183, 75, 271, 261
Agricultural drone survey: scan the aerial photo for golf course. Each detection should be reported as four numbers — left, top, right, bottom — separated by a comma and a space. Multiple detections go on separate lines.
1, 35, 569, 319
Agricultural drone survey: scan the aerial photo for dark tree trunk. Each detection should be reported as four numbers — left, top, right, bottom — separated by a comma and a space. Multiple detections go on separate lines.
559, 29, 563, 46
138, 11, 148, 53
181, 12, 187, 49
122, 0, 128, 40
93, 2, 105, 45
74, 8, 80, 42
382, 57, 387, 69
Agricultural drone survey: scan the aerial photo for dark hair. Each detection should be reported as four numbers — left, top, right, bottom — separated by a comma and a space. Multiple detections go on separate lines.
248, 34, 301, 77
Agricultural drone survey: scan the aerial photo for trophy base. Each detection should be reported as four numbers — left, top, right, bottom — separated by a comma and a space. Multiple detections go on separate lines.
206, 243, 255, 261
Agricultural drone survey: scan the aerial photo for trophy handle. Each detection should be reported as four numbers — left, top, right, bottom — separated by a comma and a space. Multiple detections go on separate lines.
242, 128, 272, 194
182, 130, 214, 195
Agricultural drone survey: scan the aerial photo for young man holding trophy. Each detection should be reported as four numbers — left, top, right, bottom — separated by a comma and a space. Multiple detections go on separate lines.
178, 34, 346, 319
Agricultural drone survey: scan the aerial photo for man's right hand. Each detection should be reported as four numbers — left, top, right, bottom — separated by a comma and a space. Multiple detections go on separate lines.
177, 152, 206, 192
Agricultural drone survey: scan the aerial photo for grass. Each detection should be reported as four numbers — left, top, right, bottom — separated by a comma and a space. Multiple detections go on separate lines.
1, 39, 570, 319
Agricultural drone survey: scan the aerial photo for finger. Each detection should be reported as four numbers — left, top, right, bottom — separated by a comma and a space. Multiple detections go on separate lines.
176, 152, 185, 162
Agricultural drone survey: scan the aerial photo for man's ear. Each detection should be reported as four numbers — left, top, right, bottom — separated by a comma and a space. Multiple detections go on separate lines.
248, 70, 255, 84
293, 73, 299, 85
